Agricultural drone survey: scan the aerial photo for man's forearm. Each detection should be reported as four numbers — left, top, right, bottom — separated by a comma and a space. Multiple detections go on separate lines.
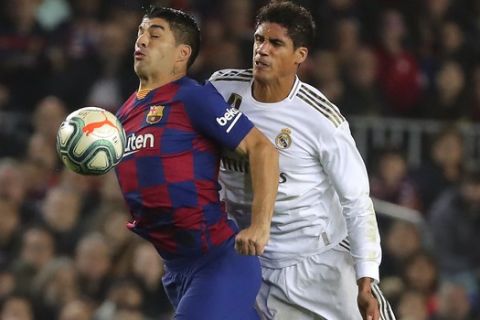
233, 128, 279, 255
249, 140, 279, 229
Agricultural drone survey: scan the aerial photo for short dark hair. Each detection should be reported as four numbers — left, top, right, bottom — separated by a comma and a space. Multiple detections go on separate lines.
145, 6, 200, 68
255, 1, 316, 50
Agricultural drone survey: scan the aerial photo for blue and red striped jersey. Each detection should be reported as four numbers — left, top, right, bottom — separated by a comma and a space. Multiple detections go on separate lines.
115, 76, 253, 261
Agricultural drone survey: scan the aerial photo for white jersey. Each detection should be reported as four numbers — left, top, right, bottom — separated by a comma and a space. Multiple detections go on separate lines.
210, 69, 381, 281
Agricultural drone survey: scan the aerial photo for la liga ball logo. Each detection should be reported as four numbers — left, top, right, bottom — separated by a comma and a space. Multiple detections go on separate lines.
82, 112, 119, 136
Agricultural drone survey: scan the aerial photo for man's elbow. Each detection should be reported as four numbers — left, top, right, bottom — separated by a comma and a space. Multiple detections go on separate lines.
239, 127, 277, 157
254, 133, 278, 159
256, 138, 279, 176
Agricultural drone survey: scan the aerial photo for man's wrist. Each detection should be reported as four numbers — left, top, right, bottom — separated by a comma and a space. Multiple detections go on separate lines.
357, 277, 373, 293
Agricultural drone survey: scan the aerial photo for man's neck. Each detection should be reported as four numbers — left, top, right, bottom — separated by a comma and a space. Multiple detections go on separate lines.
252, 76, 296, 103
138, 71, 186, 92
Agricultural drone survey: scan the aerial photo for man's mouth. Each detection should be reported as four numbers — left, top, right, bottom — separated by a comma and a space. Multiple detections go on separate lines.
255, 60, 269, 68
134, 50, 145, 59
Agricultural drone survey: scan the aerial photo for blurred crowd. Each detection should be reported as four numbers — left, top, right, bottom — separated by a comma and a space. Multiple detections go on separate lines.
1, 0, 480, 319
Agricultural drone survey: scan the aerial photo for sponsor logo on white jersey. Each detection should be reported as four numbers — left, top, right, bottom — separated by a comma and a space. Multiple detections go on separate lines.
124, 133, 154, 156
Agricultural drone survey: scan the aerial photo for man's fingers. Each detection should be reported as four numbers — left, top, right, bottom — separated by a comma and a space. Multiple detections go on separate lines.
235, 237, 250, 255
248, 241, 257, 255
245, 239, 257, 255
234, 237, 245, 254
365, 298, 379, 320
254, 241, 265, 255
235, 236, 264, 255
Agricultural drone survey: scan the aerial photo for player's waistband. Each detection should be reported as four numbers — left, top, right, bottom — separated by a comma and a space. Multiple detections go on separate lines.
260, 235, 347, 269
163, 236, 235, 273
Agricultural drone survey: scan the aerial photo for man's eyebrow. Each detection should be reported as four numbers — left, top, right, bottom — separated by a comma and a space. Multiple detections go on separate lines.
270, 38, 285, 44
149, 24, 165, 31
138, 24, 166, 31
256, 35, 285, 45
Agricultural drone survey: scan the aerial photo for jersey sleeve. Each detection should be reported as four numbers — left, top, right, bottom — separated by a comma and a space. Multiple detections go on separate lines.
317, 122, 382, 282
181, 82, 253, 150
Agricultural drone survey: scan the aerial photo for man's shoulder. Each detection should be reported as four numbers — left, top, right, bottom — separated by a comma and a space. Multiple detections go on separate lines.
209, 69, 253, 83
177, 77, 219, 101
293, 81, 346, 129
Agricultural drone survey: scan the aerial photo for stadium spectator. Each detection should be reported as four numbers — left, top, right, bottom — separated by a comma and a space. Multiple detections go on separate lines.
0, 159, 27, 206
395, 290, 429, 320
131, 242, 173, 318
333, 17, 362, 72
420, 60, 469, 120
342, 46, 385, 116
402, 251, 439, 315
32, 96, 67, 143
74, 233, 112, 303
428, 168, 480, 299
94, 278, 144, 320
0, 198, 21, 267
0, 294, 34, 320
308, 50, 344, 104
0, 268, 16, 301
86, 21, 136, 112
58, 299, 93, 320
370, 148, 421, 210
431, 281, 476, 320
40, 186, 84, 255
411, 126, 465, 212
375, 9, 422, 116
32, 257, 79, 319
0, 0, 49, 113
381, 221, 423, 279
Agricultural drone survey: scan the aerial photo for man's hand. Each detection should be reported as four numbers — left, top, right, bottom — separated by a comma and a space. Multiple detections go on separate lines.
234, 224, 270, 256
357, 277, 380, 320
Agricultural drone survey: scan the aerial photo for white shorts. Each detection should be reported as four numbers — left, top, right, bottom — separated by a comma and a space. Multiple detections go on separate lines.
256, 240, 396, 320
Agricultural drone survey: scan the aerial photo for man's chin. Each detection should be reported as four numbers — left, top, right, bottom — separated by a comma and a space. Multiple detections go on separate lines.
134, 63, 146, 77
253, 69, 270, 82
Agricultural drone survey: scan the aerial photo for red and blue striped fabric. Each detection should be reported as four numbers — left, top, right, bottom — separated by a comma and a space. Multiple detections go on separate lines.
115, 76, 253, 261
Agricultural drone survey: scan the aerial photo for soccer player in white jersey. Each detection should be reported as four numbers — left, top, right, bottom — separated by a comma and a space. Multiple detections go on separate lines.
209, 1, 396, 320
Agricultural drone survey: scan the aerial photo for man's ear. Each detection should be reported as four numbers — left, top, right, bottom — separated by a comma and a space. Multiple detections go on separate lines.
177, 44, 192, 64
294, 47, 308, 65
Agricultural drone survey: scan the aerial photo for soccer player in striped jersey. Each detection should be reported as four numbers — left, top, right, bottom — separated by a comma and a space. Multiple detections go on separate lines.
209, 2, 396, 320
114, 7, 279, 320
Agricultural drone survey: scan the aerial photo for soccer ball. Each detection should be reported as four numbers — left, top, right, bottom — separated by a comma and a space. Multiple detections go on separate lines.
56, 107, 126, 175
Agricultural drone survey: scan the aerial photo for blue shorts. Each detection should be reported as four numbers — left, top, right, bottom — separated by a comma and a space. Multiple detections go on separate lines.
162, 237, 261, 320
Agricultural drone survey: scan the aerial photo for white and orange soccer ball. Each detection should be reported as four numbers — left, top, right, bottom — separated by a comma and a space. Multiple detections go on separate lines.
56, 107, 126, 175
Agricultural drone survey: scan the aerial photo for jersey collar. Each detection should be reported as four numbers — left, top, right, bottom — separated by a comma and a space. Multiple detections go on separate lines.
288, 76, 301, 101
249, 76, 301, 104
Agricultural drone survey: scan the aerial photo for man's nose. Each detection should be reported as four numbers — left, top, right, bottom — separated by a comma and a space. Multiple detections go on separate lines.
256, 42, 269, 55
136, 33, 148, 47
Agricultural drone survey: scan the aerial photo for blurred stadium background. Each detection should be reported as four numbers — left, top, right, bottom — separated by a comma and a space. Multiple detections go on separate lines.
1, 0, 480, 319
